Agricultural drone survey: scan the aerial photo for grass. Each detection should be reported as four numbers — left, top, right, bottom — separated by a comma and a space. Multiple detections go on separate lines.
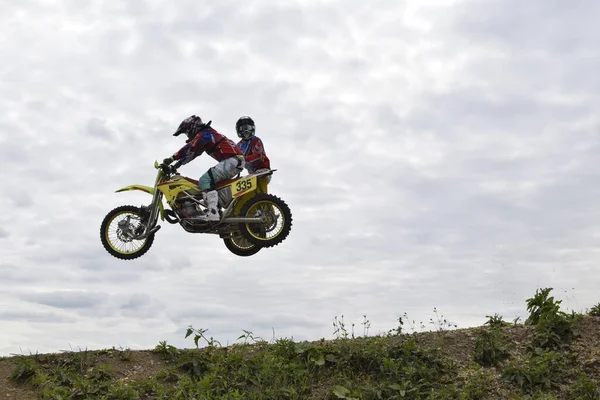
2, 287, 600, 399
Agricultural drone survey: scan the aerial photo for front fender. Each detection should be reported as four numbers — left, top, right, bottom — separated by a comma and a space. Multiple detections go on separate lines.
115, 185, 165, 221
116, 185, 155, 194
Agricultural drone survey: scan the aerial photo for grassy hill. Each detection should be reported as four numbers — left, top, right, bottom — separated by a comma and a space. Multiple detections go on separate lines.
1, 288, 599, 399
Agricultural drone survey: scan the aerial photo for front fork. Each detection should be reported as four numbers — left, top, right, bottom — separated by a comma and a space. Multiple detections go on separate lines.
135, 190, 164, 239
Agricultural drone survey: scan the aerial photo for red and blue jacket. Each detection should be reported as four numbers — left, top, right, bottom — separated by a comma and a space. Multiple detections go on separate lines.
173, 127, 243, 166
237, 136, 270, 171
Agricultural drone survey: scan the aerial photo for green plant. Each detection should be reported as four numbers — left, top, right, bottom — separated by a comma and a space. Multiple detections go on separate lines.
461, 367, 495, 398
532, 312, 578, 350
176, 350, 210, 380
331, 385, 357, 399
271, 337, 297, 360
106, 381, 140, 399
333, 315, 350, 339
525, 287, 579, 349
394, 312, 426, 334
525, 288, 559, 325
568, 373, 600, 399
388, 315, 404, 336
114, 346, 133, 361
485, 313, 511, 328
386, 312, 425, 336
294, 341, 327, 367
589, 303, 600, 317
361, 314, 371, 336
9, 357, 39, 382
185, 325, 222, 348
474, 327, 509, 367
153, 340, 180, 360
429, 307, 457, 332
237, 329, 265, 344
503, 349, 566, 392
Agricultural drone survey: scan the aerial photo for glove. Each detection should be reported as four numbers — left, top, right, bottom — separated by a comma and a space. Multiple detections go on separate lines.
159, 163, 173, 174
162, 162, 181, 175
159, 157, 175, 173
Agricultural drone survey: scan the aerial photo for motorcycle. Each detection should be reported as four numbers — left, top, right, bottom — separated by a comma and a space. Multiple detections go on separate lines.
99, 161, 292, 259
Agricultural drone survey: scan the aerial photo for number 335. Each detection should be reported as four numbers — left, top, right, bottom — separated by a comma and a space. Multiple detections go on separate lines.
236, 179, 252, 191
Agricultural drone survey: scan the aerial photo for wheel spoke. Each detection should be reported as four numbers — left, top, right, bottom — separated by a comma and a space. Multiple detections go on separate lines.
106, 211, 147, 254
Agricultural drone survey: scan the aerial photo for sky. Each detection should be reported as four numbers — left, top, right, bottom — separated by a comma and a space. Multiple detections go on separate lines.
1, 0, 599, 356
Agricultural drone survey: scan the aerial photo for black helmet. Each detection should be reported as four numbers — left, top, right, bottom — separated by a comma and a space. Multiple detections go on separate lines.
174, 115, 210, 141
236, 116, 255, 141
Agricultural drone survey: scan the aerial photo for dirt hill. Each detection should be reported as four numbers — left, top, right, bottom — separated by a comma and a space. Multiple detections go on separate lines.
1, 289, 599, 399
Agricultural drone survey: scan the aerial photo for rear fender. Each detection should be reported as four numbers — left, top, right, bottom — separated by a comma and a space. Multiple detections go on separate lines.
115, 185, 165, 221
233, 175, 270, 215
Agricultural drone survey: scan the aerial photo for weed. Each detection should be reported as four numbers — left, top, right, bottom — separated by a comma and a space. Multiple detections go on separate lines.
525, 288, 560, 325
474, 327, 509, 367
176, 350, 211, 380
185, 325, 222, 348
429, 307, 458, 332
237, 329, 265, 344
568, 373, 600, 399
388, 315, 404, 336
485, 313, 511, 328
9, 357, 38, 382
503, 349, 566, 393
361, 314, 371, 337
106, 381, 140, 399
333, 315, 350, 339
271, 337, 297, 361
461, 367, 496, 398
388, 312, 426, 336
153, 340, 180, 360
589, 303, 600, 317
525, 287, 579, 350
114, 346, 133, 361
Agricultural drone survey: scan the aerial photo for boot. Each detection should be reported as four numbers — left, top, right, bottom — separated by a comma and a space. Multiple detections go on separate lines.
198, 190, 220, 221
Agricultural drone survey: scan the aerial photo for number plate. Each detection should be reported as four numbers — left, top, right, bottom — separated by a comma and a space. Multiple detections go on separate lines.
231, 176, 257, 197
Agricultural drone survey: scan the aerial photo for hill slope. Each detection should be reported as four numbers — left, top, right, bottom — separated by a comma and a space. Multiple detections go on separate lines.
1, 289, 599, 399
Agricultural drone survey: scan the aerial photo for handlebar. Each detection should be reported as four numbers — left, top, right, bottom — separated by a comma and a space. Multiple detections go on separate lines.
154, 160, 179, 175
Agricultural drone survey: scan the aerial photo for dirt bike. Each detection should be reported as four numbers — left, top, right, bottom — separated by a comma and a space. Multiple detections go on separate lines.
100, 161, 292, 260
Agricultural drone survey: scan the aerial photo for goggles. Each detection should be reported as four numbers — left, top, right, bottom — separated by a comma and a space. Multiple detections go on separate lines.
238, 124, 254, 132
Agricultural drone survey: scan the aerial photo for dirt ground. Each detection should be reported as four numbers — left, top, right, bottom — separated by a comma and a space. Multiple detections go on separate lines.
1, 316, 599, 398
0, 348, 172, 399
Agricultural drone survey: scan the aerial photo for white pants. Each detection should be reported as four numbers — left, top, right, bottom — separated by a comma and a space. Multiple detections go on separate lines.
198, 156, 245, 190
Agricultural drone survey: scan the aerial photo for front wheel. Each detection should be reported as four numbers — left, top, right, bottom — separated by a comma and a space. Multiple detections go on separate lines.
223, 234, 262, 257
100, 205, 155, 260
239, 193, 292, 248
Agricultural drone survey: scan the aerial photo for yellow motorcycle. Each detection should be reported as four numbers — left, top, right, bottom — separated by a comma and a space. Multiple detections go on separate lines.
100, 161, 292, 259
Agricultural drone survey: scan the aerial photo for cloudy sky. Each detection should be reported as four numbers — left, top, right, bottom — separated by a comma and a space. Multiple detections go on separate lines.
1, 0, 599, 355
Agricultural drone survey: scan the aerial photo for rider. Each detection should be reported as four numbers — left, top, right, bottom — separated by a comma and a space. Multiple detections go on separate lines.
161, 115, 245, 221
236, 116, 271, 182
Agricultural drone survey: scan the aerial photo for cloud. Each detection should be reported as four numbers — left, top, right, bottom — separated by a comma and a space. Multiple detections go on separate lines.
0, 310, 77, 324
21, 290, 109, 310
86, 118, 114, 140
1, 0, 599, 355
120, 293, 166, 319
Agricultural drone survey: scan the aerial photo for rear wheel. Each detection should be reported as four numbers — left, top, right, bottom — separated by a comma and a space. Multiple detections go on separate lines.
100, 205, 155, 260
239, 193, 292, 248
223, 234, 262, 257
